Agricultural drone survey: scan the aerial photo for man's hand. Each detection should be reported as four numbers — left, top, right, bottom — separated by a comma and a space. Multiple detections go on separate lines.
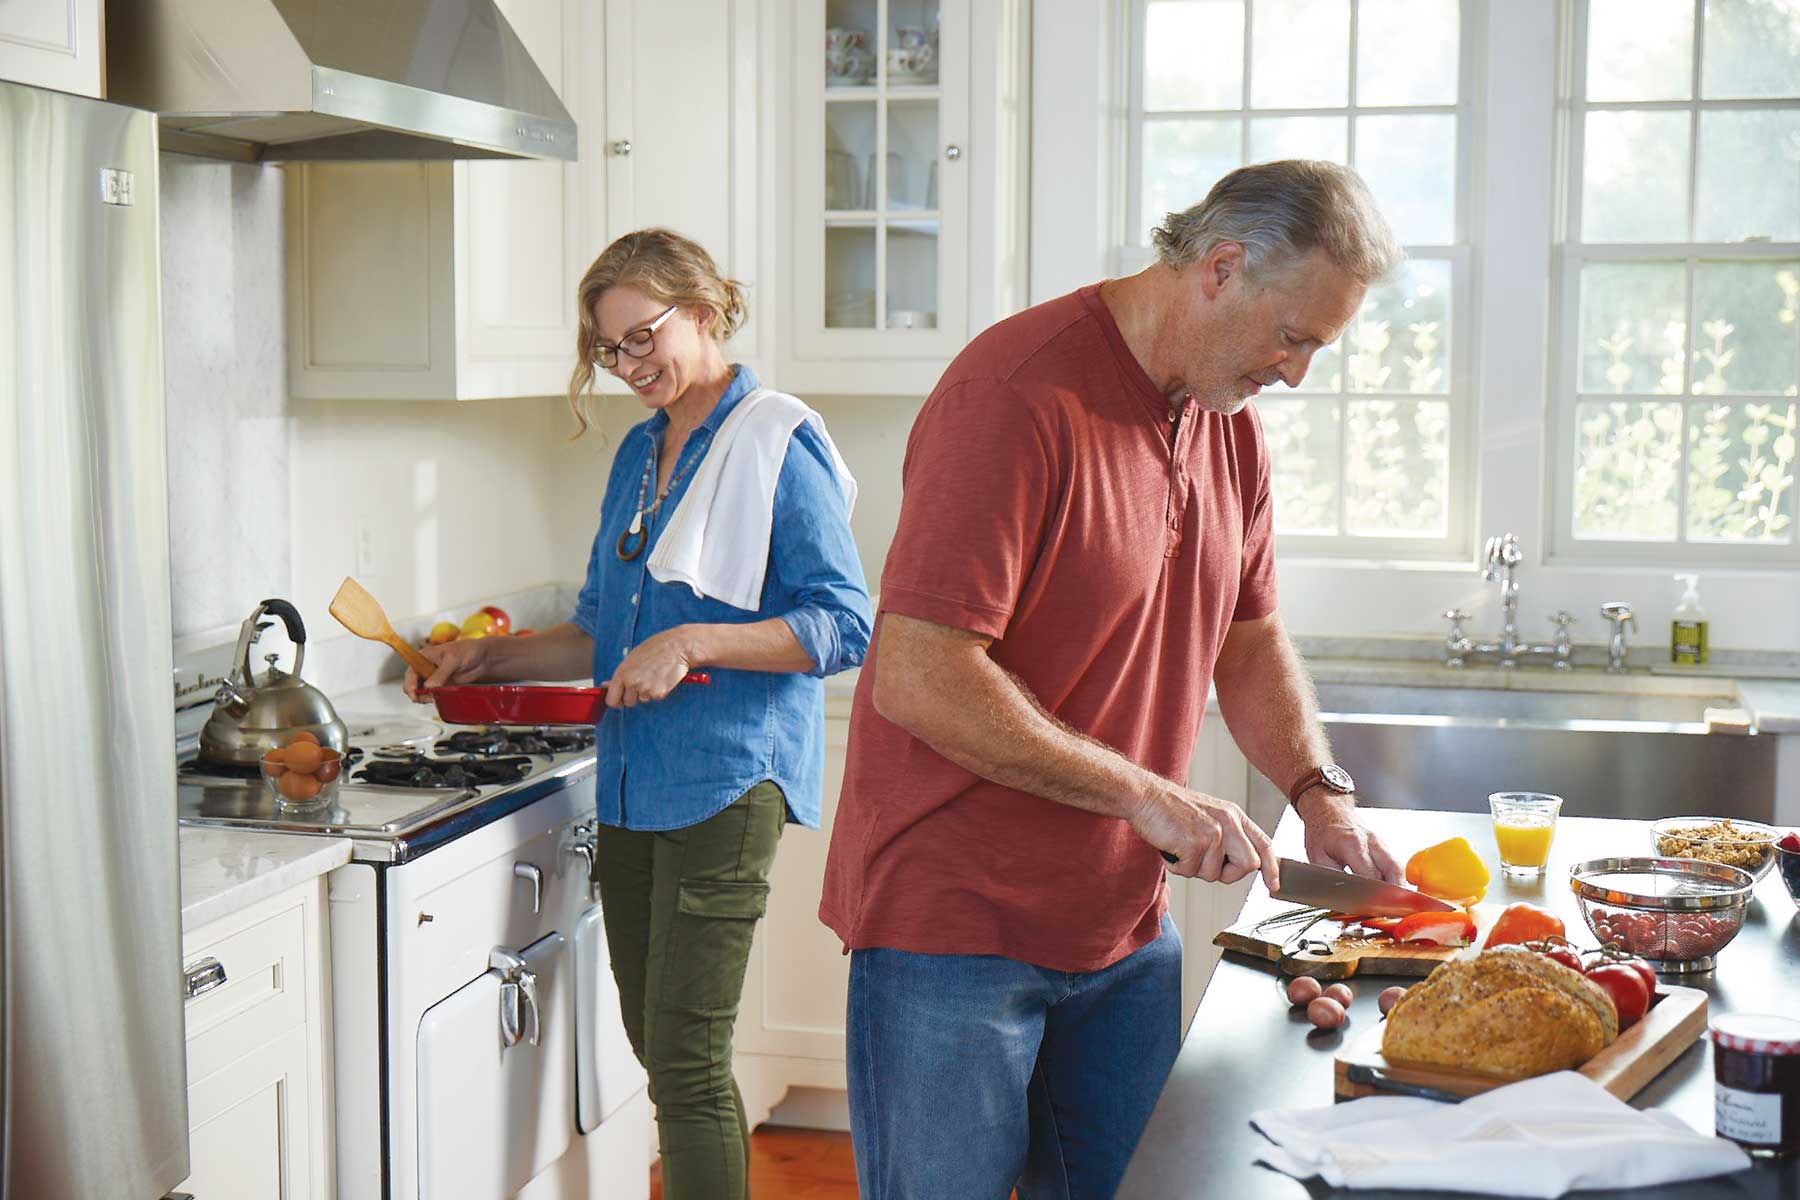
1294, 791, 1402, 882
1130, 785, 1278, 890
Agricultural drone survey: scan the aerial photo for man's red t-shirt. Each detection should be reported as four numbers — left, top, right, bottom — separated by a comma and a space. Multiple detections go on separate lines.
818, 285, 1279, 972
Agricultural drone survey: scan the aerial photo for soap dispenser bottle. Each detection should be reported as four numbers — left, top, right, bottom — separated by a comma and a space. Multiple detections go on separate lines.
1671, 573, 1708, 665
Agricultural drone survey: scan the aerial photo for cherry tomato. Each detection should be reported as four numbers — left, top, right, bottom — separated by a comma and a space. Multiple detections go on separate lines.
1584, 963, 1649, 1030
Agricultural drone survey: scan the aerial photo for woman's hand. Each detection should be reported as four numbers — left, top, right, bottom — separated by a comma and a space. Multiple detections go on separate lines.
603, 625, 703, 708
404, 637, 497, 701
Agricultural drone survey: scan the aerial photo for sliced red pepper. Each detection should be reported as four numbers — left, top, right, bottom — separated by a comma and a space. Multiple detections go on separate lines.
1391, 910, 1477, 946
1355, 916, 1405, 933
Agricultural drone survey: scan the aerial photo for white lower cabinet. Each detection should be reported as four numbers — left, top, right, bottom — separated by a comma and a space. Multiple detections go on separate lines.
734, 703, 1260, 1127
177, 876, 334, 1200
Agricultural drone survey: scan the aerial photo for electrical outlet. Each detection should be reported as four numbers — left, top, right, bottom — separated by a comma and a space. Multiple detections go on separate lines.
355, 521, 376, 577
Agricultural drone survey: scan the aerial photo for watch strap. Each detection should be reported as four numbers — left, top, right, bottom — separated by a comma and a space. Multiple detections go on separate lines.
1286, 765, 1351, 805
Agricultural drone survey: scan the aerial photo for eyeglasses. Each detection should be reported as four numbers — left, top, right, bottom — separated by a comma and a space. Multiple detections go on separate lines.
593, 304, 678, 368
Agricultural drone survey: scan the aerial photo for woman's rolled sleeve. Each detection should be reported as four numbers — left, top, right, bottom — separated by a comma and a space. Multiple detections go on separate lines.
770, 422, 872, 678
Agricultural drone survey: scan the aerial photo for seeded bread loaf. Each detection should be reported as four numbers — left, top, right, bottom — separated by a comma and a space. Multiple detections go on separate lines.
1381, 946, 1620, 1080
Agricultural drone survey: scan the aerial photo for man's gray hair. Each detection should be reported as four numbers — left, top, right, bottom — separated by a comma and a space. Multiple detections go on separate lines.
1150, 160, 1403, 286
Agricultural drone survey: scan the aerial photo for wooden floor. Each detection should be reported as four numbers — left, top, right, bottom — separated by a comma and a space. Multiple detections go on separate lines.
649, 1126, 860, 1199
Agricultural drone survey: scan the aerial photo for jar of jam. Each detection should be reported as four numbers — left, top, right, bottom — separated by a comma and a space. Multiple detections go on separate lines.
1710, 1013, 1800, 1157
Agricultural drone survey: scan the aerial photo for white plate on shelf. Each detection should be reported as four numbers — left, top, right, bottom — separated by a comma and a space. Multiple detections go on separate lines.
886, 69, 938, 86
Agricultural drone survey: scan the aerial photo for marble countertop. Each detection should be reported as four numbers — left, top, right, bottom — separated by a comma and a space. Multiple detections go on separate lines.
179, 828, 351, 935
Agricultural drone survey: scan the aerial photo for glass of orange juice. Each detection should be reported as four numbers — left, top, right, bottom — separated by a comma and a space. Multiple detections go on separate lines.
1489, 791, 1562, 877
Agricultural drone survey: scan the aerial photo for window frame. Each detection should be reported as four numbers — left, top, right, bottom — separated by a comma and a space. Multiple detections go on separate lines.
1119, 0, 1481, 562
1549, 0, 1800, 569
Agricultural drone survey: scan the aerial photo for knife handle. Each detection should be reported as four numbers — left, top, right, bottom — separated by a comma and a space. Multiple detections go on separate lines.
1159, 850, 1179, 864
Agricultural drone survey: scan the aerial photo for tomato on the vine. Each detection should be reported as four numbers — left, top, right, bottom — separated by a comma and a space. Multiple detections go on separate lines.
1584, 963, 1649, 1030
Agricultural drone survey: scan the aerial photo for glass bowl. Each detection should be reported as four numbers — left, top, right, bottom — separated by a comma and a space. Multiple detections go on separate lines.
1569, 855, 1755, 973
1776, 837, 1800, 907
1650, 816, 1779, 883
259, 743, 344, 812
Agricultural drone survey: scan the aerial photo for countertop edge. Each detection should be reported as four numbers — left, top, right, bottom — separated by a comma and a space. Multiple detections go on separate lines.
179, 828, 353, 936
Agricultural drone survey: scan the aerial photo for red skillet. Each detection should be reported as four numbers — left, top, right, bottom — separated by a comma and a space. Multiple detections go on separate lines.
427, 674, 710, 725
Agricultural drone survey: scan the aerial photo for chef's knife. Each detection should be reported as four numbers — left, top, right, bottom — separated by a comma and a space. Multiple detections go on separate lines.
1268, 857, 1458, 916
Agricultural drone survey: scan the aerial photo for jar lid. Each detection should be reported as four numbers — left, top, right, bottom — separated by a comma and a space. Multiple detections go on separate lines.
1710, 1014, 1800, 1055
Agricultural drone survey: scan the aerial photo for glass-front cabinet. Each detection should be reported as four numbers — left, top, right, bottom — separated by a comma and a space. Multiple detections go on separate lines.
791, 0, 973, 388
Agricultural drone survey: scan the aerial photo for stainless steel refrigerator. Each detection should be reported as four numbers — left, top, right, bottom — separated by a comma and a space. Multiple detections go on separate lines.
1, 81, 189, 1196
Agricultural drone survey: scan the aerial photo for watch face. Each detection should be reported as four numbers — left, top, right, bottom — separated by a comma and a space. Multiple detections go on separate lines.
1321, 763, 1355, 793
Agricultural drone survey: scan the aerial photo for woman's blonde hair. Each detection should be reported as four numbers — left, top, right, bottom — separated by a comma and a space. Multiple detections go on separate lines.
566, 228, 749, 435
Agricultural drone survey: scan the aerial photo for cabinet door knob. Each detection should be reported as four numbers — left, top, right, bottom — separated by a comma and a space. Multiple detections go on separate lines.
610, 139, 633, 157
944, 144, 962, 161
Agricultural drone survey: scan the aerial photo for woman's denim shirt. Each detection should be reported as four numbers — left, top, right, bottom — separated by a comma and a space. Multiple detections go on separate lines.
572, 366, 871, 830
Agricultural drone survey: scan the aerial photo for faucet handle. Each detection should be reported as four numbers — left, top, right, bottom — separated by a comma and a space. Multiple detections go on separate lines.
1600, 600, 1635, 624
1549, 610, 1575, 626
1443, 607, 1469, 622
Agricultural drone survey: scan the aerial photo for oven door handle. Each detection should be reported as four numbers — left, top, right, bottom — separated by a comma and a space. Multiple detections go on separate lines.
488, 947, 540, 1049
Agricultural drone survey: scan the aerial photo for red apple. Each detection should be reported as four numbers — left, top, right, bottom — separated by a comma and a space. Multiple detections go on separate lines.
478, 605, 511, 635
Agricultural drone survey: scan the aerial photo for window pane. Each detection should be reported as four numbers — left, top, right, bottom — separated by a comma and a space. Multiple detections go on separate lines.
1687, 401, 1798, 542
1145, 0, 1244, 110
1701, 0, 1800, 100
1141, 117, 1240, 245
1259, 398, 1341, 534
1354, 115, 1455, 244
825, 227, 877, 328
1348, 259, 1452, 393
1344, 399, 1450, 536
1357, 0, 1458, 106
1585, 0, 1693, 102
1572, 400, 1683, 540
1251, 0, 1349, 108
1579, 263, 1688, 394
1581, 111, 1690, 242
1691, 261, 1800, 395
1695, 111, 1800, 243
1249, 116, 1346, 164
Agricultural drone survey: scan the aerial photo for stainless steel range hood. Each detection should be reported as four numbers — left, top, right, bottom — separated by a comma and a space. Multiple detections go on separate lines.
107, 0, 576, 163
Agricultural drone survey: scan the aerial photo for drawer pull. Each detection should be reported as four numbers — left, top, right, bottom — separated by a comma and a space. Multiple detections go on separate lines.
514, 862, 543, 915
184, 956, 227, 999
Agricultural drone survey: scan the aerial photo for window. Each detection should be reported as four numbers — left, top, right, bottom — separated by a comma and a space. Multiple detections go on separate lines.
1556, 0, 1800, 563
1126, 0, 1473, 554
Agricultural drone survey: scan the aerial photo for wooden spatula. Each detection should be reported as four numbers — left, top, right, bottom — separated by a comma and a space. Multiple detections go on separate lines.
328, 576, 440, 680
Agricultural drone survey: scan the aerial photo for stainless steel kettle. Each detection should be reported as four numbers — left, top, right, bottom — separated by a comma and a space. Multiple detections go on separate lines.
198, 599, 349, 766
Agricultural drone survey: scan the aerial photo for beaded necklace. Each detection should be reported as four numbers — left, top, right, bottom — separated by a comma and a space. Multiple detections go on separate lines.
615, 430, 703, 561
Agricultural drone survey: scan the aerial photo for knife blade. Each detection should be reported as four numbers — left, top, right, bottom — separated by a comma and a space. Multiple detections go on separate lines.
1268, 857, 1458, 917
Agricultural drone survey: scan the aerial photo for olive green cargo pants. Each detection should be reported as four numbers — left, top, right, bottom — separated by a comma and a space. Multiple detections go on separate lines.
593, 781, 785, 1200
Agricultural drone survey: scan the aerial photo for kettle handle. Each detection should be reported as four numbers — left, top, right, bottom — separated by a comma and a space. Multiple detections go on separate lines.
239, 598, 307, 681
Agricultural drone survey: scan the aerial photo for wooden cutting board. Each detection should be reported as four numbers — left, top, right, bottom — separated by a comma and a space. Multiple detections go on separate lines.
1333, 984, 1708, 1103
1213, 915, 1465, 980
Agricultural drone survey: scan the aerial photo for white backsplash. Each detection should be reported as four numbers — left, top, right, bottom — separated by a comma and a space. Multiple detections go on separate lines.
160, 153, 291, 638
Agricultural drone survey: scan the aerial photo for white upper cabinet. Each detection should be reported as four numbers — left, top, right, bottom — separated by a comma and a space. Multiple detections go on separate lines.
777, 0, 1027, 396
0, 0, 102, 98
287, 0, 763, 403
286, 0, 587, 402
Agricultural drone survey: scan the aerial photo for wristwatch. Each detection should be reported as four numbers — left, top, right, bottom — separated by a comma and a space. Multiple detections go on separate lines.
1286, 763, 1355, 805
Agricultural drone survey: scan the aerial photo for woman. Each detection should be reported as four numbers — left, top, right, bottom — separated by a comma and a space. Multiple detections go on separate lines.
408, 228, 871, 1198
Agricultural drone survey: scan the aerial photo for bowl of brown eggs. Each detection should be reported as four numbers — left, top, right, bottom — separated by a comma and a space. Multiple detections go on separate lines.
259, 731, 344, 811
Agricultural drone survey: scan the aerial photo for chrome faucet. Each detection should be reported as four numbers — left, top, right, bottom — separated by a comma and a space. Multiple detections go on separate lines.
1442, 533, 1575, 670
1600, 601, 1637, 673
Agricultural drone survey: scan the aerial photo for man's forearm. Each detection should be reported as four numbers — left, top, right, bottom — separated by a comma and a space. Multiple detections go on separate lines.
1212, 616, 1335, 803
875, 622, 1165, 821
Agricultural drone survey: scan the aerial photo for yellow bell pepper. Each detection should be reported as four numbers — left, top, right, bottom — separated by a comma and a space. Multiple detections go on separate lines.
1404, 836, 1490, 903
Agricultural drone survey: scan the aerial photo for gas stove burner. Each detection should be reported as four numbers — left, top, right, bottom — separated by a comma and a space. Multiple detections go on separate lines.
354, 753, 533, 791
435, 726, 596, 759
180, 745, 365, 781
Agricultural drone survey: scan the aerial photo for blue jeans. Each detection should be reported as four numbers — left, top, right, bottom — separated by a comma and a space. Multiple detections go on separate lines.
846, 914, 1182, 1200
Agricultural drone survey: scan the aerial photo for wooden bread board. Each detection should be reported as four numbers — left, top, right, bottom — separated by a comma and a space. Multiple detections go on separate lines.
1214, 918, 1464, 981
1334, 984, 1708, 1103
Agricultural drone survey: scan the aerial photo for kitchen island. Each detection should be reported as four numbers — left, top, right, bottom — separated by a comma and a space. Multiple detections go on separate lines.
1119, 808, 1800, 1198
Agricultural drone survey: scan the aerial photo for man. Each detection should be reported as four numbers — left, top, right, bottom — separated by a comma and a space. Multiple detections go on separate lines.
818, 160, 1407, 1199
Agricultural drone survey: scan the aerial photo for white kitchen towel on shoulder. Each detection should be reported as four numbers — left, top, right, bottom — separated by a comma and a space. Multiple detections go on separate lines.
648, 387, 857, 611
1251, 1071, 1750, 1197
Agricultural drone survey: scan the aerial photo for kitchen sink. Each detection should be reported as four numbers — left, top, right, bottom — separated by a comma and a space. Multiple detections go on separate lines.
1294, 680, 1777, 823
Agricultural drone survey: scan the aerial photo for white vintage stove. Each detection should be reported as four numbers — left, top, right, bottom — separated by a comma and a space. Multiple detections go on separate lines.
177, 703, 652, 1200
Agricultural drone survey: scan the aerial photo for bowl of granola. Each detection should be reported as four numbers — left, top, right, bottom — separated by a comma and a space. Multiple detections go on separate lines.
1650, 816, 1779, 883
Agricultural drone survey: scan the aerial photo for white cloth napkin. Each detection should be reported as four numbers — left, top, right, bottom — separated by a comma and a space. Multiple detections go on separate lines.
1251, 1071, 1751, 1197
648, 387, 857, 611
